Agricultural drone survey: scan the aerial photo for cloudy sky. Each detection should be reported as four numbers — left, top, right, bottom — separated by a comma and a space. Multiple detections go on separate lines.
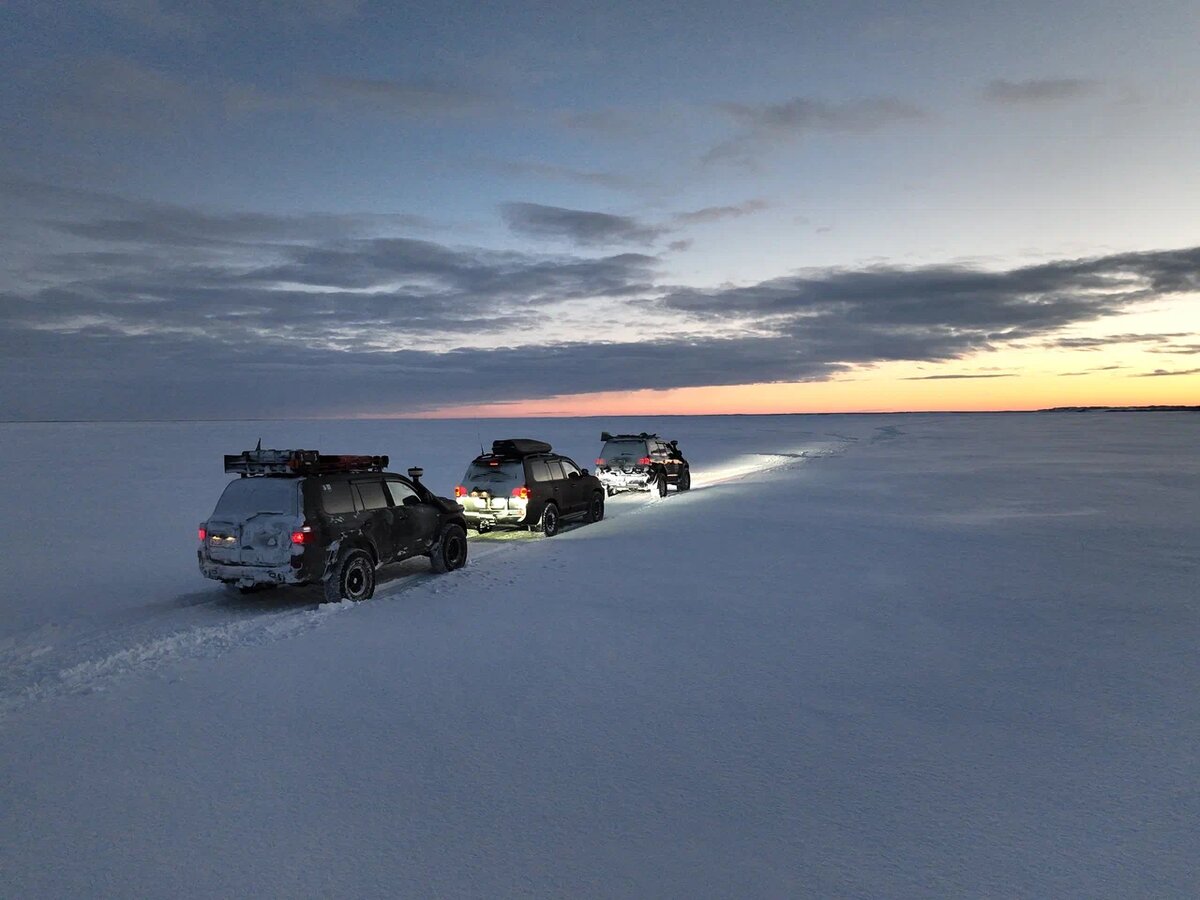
1, 0, 1197, 420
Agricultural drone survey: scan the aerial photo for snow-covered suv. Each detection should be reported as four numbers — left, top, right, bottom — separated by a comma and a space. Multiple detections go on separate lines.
198, 448, 469, 602
594, 432, 691, 496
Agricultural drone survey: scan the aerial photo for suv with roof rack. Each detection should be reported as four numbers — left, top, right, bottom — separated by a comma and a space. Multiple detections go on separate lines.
198, 447, 469, 602
456, 438, 605, 537
594, 432, 691, 497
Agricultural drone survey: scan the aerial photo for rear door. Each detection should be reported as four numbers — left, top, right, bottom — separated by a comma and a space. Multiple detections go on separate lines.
351, 478, 397, 562
557, 456, 588, 513
385, 479, 438, 558
541, 457, 568, 512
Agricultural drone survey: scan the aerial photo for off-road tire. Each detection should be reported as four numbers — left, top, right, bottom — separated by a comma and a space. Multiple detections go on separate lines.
324, 550, 375, 603
587, 491, 605, 523
431, 524, 468, 573
541, 502, 560, 537
677, 469, 691, 491
656, 472, 668, 498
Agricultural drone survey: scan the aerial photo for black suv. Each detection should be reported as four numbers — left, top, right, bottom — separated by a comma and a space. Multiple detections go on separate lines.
594, 432, 691, 497
198, 448, 469, 602
456, 439, 605, 537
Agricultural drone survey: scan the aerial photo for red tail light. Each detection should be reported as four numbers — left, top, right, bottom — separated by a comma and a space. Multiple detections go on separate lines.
198, 526, 206, 541
638, 456, 652, 466
291, 525, 314, 545
595, 458, 605, 466
454, 485, 467, 497
511, 485, 530, 500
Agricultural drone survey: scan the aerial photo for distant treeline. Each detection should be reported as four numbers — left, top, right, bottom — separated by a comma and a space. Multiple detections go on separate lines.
1043, 406, 1200, 413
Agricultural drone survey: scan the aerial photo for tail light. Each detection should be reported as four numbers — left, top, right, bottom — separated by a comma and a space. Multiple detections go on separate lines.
638, 456, 652, 466
595, 458, 605, 466
291, 525, 314, 545
454, 485, 467, 497
198, 525, 206, 541
511, 485, 530, 500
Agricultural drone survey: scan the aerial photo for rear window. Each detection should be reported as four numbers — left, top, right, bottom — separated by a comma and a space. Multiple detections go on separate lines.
600, 440, 646, 462
212, 478, 299, 519
463, 461, 524, 486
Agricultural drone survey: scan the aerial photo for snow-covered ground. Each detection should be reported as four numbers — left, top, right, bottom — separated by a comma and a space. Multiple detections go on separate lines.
1, 412, 1197, 896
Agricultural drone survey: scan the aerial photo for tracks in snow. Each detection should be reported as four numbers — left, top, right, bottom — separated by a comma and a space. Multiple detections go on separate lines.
0, 442, 850, 719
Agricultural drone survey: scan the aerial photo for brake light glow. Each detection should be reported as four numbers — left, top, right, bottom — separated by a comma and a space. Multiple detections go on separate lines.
595, 458, 605, 466
511, 485, 530, 500
638, 456, 652, 466
454, 485, 467, 497
198, 526, 206, 541
290, 525, 314, 545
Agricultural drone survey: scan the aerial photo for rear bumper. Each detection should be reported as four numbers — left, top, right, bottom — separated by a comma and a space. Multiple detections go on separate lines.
198, 553, 306, 587
461, 506, 532, 528
597, 470, 654, 491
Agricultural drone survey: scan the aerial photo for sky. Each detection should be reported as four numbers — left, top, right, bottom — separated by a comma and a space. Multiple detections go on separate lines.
1, 0, 1197, 420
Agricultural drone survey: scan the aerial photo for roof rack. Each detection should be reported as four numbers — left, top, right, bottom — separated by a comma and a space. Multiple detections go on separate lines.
224, 448, 389, 476
600, 431, 657, 442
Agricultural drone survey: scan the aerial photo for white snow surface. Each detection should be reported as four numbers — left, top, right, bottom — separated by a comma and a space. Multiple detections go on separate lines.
1, 413, 1197, 897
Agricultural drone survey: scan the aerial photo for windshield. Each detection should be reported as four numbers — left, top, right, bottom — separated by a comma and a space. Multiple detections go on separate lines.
600, 440, 646, 462
211, 478, 299, 519
463, 461, 524, 487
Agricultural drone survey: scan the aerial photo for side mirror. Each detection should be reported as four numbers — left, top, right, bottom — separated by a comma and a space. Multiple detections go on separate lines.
581, 468, 590, 477
402, 494, 422, 507
568, 471, 580, 479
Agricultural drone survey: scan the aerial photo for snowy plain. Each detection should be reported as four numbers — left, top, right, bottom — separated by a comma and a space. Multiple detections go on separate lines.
1, 412, 1197, 897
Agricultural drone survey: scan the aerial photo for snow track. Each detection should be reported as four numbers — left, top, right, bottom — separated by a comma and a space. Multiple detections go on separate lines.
0, 442, 843, 719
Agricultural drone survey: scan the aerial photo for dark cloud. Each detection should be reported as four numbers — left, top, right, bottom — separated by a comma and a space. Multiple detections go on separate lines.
1132, 367, 1200, 377
1058, 365, 1126, 376
706, 96, 926, 166
982, 78, 1101, 105
902, 373, 1015, 380
674, 199, 768, 225
2, 182, 1198, 420
501, 202, 666, 247
1046, 332, 1193, 350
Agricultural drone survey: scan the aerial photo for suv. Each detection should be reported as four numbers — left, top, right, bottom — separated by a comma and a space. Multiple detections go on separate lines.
594, 432, 691, 497
456, 439, 605, 537
198, 448, 469, 602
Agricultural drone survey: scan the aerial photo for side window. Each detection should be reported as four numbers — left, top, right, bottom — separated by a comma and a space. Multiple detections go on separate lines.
386, 480, 419, 507
353, 479, 389, 510
560, 458, 581, 478
545, 459, 566, 481
320, 480, 356, 515
527, 459, 552, 482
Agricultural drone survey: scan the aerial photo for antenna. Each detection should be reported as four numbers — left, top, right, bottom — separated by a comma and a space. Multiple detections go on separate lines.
255, 437, 262, 451
477, 428, 484, 457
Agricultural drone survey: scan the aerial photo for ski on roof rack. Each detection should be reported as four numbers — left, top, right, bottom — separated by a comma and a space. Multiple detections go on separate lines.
224, 448, 389, 476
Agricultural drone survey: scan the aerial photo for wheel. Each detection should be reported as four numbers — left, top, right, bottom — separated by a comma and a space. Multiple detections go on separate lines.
431, 524, 468, 573
323, 550, 375, 603
605, 486, 616, 497
586, 491, 605, 523
475, 521, 491, 535
656, 472, 668, 497
540, 502, 560, 537
677, 469, 691, 491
